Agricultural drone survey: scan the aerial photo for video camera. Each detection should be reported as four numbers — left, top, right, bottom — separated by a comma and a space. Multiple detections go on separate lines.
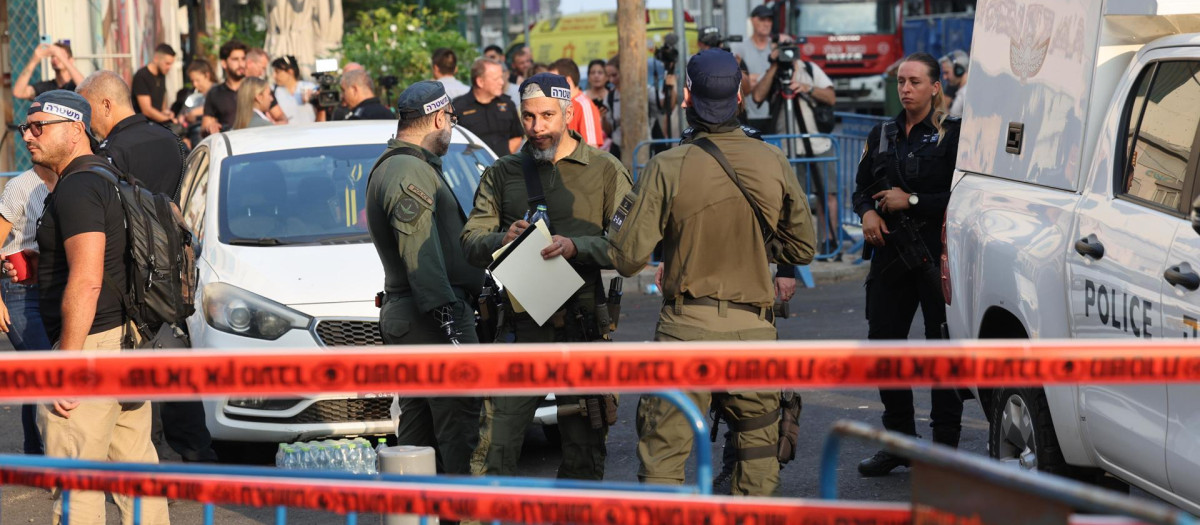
698, 26, 743, 52
655, 34, 680, 72
770, 34, 804, 94
313, 58, 342, 109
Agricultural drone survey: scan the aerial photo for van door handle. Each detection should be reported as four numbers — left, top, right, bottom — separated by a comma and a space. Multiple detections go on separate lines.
1074, 234, 1105, 260
1165, 263, 1200, 291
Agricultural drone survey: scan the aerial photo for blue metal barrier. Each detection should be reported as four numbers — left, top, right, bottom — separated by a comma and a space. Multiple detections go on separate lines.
629, 112, 889, 268
4, 390, 711, 524
819, 420, 1197, 525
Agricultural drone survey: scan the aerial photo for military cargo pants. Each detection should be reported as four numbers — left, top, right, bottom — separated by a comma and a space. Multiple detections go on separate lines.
638, 301, 781, 496
381, 295, 482, 475
471, 313, 611, 480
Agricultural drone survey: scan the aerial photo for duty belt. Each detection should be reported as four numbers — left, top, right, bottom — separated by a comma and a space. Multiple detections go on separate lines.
667, 296, 770, 319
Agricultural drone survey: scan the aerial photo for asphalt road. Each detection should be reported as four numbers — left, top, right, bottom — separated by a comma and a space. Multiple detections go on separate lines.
0, 276, 992, 523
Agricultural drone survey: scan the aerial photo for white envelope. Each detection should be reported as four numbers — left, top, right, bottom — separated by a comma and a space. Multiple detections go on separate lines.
487, 221, 584, 326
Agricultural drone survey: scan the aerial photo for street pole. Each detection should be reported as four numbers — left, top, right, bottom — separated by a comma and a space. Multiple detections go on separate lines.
476, 0, 484, 49
502, 0, 509, 49
672, 0, 688, 137
702, 0, 713, 27
523, 0, 532, 51
617, 0, 647, 168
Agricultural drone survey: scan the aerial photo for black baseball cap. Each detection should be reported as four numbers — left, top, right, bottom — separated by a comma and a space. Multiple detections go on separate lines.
519, 72, 573, 101
686, 50, 742, 124
699, 26, 722, 48
30, 89, 93, 138
394, 81, 450, 120
750, 4, 774, 18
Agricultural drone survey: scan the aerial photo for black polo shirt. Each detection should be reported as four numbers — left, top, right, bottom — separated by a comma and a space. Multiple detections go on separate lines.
346, 97, 395, 120
202, 81, 238, 130
452, 91, 522, 157
38, 155, 128, 343
98, 114, 186, 199
131, 66, 166, 120
33, 79, 76, 96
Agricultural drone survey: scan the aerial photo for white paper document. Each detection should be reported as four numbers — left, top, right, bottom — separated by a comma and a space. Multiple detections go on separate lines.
487, 221, 584, 326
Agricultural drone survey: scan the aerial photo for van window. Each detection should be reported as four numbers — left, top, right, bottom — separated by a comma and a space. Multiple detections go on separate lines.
1121, 61, 1200, 214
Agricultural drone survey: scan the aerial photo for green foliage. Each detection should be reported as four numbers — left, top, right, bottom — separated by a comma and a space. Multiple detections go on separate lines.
200, 22, 266, 57
343, 0, 470, 31
339, 6, 478, 89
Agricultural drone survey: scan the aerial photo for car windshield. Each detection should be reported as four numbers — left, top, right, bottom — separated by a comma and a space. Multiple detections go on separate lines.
797, 0, 896, 36
218, 143, 492, 245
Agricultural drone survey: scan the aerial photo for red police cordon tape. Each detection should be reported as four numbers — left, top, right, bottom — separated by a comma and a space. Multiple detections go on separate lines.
0, 464, 1159, 525
0, 339, 1198, 400
0, 464, 912, 524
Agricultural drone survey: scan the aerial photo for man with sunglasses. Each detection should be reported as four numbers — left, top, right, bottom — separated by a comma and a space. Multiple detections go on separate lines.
22, 90, 169, 524
365, 81, 482, 480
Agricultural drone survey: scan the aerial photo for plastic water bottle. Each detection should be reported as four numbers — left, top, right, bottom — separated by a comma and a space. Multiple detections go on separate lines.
524, 204, 550, 230
375, 438, 389, 474
275, 443, 287, 468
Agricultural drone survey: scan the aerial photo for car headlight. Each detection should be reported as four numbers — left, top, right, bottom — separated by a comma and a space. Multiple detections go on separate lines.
202, 282, 311, 340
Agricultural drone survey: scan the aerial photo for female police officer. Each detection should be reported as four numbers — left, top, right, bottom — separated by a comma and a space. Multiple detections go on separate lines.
851, 52, 963, 477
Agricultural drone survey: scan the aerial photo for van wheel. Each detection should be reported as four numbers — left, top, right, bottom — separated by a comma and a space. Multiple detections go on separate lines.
988, 388, 1070, 476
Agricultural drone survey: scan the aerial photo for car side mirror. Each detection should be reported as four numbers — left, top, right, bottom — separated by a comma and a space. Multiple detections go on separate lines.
1192, 195, 1200, 236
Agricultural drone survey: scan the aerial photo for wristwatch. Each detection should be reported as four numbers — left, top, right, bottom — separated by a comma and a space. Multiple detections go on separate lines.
908, 193, 920, 206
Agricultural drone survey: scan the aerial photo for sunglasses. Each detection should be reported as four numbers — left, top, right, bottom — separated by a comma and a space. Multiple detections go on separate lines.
444, 110, 458, 127
19, 118, 73, 138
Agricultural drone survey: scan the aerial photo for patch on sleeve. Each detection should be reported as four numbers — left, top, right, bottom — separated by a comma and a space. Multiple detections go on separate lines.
405, 183, 434, 206
396, 197, 422, 223
610, 192, 636, 233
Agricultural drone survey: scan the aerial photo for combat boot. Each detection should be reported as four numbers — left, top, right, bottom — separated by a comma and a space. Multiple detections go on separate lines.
857, 450, 910, 477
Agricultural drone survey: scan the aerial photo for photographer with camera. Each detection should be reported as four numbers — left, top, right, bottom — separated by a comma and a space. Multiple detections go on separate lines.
852, 53, 963, 477
339, 69, 396, 120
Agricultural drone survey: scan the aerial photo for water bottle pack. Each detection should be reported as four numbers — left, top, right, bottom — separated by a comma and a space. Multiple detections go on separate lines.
275, 437, 380, 475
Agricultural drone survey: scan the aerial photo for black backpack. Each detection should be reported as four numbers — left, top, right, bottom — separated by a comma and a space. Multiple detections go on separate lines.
76, 159, 197, 348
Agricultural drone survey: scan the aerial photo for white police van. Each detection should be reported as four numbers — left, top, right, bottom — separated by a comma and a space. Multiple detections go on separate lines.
944, 0, 1200, 513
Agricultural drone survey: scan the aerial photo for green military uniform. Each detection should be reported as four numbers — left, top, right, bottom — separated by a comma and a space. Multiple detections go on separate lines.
366, 137, 484, 476
461, 130, 632, 480
607, 121, 816, 495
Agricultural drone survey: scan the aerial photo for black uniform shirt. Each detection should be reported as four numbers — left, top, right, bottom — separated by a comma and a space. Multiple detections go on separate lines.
37, 155, 128, 342
852, 110, 959, 258
33, 79, 76, 96
98, 114, 186, 199
452, 91, 523, 157
131, 66, 166, 120
346, 97, 396, 120
202, 82, 238, 130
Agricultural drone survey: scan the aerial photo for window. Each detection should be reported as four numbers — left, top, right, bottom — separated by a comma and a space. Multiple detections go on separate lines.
215, 143, 495, 245
181, 147, 210, 240
1121, 61, 1200, 214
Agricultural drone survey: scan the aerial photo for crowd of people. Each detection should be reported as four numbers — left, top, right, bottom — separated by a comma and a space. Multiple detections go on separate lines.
2, 13, 972, 521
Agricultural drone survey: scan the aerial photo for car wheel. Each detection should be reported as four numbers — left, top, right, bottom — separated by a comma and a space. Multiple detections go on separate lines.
213, 439, 278, 465
988, 387, 1070, 475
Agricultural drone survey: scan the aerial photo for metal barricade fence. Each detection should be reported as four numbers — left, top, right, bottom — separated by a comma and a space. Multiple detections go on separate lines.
2, 390, 713, 525
629, 112, 889, 265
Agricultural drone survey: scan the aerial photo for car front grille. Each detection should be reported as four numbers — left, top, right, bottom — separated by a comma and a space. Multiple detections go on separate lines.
315, 320, 383, 346
225, 397, 393, 424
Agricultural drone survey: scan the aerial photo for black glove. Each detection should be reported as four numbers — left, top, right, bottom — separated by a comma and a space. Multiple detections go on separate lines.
430, 303, 461, 345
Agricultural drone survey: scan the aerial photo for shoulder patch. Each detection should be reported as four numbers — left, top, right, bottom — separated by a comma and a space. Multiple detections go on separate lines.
396, 197, 422, 223
740, 125, 764, 141
610, 191, 636, 234
406, 183, 434, 206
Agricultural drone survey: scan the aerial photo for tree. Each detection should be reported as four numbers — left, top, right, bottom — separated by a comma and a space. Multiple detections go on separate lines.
339, 6, 479, 89
343, 0, 471, 31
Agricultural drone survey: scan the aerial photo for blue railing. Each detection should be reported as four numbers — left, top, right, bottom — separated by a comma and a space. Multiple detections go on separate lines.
2, 390, 711, 524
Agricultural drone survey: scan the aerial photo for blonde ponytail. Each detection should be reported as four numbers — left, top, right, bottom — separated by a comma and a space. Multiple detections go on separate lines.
932, 86, 949, 145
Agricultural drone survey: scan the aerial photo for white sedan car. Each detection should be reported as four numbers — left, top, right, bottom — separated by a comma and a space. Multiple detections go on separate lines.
178, 121, 496, 453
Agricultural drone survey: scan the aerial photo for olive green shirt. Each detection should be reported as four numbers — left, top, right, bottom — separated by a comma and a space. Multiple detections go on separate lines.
461, 131, 633, 284
366, 138, 483, 314
607, 128, 816, 307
